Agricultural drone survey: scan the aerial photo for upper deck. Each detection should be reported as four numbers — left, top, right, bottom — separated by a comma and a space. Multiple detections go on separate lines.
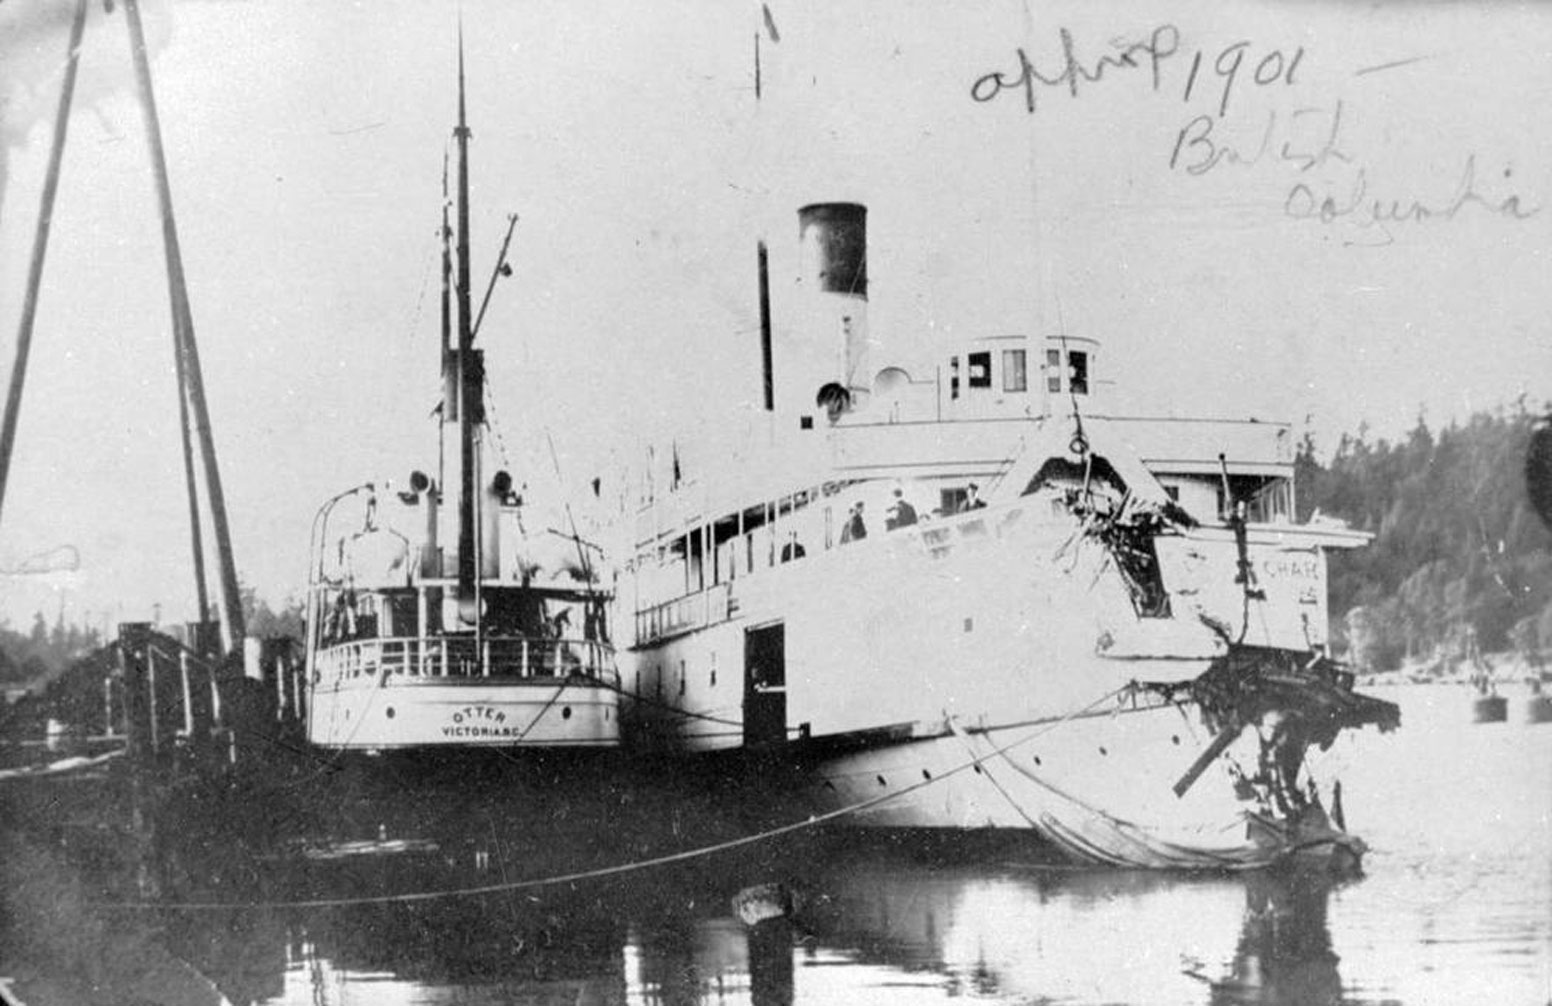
633, 334, 1299, 549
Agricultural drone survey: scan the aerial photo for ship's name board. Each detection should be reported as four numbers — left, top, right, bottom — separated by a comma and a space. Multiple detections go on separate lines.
441, 705, 519, 739
1257, 553, 1320, 581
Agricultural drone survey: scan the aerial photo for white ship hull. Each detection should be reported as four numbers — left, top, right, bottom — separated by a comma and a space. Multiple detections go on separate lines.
796, 699, 1356, 870
308, 676, 618, 750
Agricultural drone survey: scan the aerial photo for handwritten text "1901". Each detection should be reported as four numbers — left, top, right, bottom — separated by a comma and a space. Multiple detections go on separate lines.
971, 25, 1302, 118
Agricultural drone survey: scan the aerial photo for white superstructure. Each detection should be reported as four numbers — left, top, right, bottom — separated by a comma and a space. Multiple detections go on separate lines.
617, 203, 1396, 868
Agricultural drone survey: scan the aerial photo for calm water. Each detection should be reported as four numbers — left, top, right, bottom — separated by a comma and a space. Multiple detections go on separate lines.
10, 685, 1552, 1006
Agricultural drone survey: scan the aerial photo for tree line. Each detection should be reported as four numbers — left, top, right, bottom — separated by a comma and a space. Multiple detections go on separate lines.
0, 614, 104, 687
0, 585, 303, 689
1295, 401, 1552, 672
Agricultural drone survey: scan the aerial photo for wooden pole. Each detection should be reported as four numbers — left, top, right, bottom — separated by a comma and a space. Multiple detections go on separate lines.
0, 0, 89, 525
123, 0, 245, 652
173, 311, 212, 630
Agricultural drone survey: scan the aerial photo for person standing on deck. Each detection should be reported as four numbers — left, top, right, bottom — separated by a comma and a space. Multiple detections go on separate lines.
840, 502, 867, 543
886, 488, 918, 530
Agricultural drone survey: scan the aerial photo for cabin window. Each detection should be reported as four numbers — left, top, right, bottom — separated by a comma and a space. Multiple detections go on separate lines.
1002, 350, 1027, 392
1069, 351, 1089, 395
968, 351, 991, 389
679, 659, 686, 697
940, 487, 968, 516
950, 356, 960, 400
1046, 349, 1062, 392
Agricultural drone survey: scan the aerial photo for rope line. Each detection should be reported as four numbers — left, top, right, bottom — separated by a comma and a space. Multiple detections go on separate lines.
96, 683, 1135, 913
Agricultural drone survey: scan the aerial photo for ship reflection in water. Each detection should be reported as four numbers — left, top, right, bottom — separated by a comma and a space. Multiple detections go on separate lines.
165, 839, 1357, 1006
140, 687, 1548, 1006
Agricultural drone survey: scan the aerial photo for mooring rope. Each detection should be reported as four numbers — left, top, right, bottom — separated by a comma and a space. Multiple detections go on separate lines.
95, 683, 1137, 912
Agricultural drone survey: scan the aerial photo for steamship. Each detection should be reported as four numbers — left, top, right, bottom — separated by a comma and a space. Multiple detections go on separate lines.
617, 203, 1399, 869
302, 60, 619, 754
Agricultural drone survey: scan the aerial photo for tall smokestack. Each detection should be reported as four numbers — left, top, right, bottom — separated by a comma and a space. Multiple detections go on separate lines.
796, 203, 869, 412
798, 203, 867, 299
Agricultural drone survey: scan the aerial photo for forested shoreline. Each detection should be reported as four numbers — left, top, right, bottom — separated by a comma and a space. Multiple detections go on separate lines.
1297, 402, 1551, 672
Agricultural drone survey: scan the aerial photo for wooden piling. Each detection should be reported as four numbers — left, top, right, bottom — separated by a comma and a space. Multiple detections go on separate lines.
117, 623, 154, 765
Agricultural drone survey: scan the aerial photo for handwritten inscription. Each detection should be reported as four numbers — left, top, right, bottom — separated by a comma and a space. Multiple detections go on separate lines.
970, 25, 1180, 113
1170, 101, 1352, 176
971, 29, 1305, 117
1285, 156, 1537, 245
973, 27, 1539, 240
1180, 41, 1304, 118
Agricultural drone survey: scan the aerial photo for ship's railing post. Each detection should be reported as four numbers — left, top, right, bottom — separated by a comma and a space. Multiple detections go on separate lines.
521, 637, 529, 677
103, 676, 115, 737
179, 647, 216, 761
178, 647, 194, 737
208, 649, 223, 732
145, 644, 162, 757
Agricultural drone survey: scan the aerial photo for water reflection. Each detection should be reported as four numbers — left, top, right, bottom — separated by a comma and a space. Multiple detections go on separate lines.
1206, 871, 1343, 1006
8, 684, 1543, 1004
150, 814, 1362, 1006
798, 843, 1353, 1006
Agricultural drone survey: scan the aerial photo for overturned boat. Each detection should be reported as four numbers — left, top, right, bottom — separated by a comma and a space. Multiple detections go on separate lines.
618, 202, 1397, 869
303, 54, 620, 755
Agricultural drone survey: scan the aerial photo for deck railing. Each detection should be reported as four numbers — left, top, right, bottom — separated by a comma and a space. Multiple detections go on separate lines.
633, 582, 731, 646
316, 634, 615, 684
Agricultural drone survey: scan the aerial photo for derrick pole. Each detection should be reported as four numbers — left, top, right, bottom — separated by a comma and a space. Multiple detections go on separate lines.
124, 0, 243, 651
0, 0, 89, 525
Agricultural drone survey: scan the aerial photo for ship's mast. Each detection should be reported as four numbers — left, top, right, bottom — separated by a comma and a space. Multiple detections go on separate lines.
454, 32, 480, 622
439, 150, 452, 498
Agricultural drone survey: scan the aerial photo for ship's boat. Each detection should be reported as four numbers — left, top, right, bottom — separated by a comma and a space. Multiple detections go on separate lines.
617, 202, 1398, 869
302, 54, 620, 754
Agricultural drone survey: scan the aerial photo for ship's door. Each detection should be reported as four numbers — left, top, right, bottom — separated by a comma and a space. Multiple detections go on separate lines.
743, 622, 787, 747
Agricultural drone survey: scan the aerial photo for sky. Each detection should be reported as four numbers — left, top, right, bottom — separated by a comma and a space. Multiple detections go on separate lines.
1, 0, 1549, 630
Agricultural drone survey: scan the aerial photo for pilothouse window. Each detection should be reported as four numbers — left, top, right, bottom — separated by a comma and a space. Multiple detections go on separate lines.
1069, 351, 1089, 395
967, 351, 991, 389
1002, 350, 1027, 392
1046, 349, 1061, 393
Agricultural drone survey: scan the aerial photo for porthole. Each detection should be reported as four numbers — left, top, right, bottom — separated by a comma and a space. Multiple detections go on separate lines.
921, 768, 932, 781
1033, 755, 1041, 766
1171, 734, 1181, 745
1099, 746, 1108, 756
876, 775, 887, 787
562, 706, 573, 720
973, 763, 984, 774
385, 707, 395, 719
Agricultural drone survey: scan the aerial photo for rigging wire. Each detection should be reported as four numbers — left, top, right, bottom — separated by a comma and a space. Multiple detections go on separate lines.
95, 683, 1136, 912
